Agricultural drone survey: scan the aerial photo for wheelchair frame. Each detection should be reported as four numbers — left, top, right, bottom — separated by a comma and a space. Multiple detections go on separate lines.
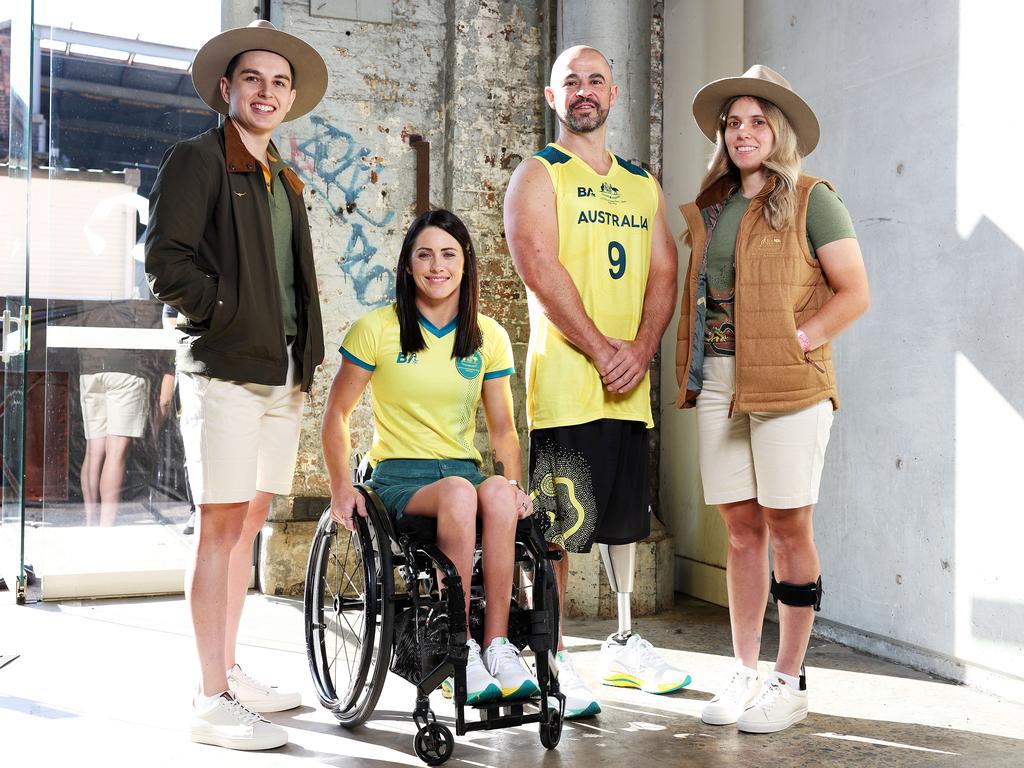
304, 484, 565, 765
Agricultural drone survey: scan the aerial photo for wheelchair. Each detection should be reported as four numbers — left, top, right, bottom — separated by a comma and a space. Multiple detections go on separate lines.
303, 471, 566, 765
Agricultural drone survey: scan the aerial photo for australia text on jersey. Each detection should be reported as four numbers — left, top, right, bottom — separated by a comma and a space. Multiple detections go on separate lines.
576, 209, 649, 229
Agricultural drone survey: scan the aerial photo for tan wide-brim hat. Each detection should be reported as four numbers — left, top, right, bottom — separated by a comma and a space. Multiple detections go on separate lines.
191, 20, 328, 122
692, 64, 819, 156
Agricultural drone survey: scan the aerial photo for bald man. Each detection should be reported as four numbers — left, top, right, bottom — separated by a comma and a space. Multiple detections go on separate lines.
503, 46, 689, 719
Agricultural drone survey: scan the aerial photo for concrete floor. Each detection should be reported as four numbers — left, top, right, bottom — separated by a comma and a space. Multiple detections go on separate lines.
2, 589, 1022, 768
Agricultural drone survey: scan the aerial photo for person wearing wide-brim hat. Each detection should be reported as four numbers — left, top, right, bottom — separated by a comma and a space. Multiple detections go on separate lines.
144, 20, 328, 751
673, 65, 870, 734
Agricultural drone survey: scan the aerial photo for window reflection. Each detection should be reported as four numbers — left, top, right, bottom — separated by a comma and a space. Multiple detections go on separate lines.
28, 22, 215, 537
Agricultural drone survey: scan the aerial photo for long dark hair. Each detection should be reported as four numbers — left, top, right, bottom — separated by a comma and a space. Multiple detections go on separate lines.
395, 209, 482, 359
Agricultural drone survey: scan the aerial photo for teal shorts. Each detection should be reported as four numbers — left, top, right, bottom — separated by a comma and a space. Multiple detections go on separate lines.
366, 458, 488, 520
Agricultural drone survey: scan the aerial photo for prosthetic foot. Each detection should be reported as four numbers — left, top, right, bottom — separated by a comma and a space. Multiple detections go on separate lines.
598, 543, 692, 694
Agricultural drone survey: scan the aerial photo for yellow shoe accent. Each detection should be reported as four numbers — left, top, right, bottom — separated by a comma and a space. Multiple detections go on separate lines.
602, 673, 641, 689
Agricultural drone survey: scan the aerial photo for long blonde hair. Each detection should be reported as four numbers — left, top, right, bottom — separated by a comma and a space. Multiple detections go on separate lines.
697, 97, 801, 230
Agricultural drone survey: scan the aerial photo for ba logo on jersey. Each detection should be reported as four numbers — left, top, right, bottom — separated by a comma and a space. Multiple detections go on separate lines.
578, 184, 623, 205
396, 352, 418, 365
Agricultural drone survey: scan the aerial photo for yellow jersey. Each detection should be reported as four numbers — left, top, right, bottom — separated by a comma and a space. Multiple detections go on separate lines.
526, 143, 658, 430
341, 306, 515, 465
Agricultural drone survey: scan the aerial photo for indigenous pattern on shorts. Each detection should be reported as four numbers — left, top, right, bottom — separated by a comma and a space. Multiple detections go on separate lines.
529, 441, 597, 553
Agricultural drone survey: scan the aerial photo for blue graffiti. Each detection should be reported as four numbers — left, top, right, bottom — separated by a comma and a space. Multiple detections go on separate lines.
288, 116, 395, 306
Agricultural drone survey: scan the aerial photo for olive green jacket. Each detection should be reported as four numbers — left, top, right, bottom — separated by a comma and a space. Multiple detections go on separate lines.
145, 119, 323, 392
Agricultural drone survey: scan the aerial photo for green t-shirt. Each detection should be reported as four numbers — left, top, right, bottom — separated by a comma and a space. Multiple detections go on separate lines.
264, 148, 297, 338
704, 183, 856, 357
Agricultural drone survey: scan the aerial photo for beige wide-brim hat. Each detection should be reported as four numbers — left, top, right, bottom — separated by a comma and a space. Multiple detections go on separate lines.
692, 64, 819, 156
191, 20, 328, 122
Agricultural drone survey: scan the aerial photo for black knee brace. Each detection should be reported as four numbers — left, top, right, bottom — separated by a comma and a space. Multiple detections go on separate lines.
770, 572, 822, 611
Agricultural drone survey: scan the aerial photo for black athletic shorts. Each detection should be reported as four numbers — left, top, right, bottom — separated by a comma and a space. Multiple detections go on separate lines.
528, 419, 650, 553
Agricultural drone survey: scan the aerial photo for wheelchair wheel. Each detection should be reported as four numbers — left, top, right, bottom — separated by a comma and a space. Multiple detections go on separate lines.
305, 505, 394, 727
539, 706, 563, 749
413, 722, 454, 766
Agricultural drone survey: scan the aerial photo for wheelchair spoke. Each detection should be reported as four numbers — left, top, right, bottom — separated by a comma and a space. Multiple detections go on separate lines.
305, 500, 393, 727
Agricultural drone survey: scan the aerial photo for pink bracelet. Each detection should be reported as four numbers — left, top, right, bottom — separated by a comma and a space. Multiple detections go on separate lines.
796, 329, 811, 354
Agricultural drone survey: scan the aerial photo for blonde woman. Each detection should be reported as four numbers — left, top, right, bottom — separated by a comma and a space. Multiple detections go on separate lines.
675, 66, 869, 733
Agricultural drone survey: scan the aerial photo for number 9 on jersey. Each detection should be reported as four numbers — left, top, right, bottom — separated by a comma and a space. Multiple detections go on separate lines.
608, 240, 626, 280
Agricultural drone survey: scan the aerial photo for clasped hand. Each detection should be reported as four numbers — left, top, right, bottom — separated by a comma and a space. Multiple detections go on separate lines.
598, 337, 651, 394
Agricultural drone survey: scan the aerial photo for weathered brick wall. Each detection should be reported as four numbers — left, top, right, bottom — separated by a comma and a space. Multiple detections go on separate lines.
445, 0, 547, 472
257, 3, 672, 614
268, 0, 545, 510
648, 0, 665, 517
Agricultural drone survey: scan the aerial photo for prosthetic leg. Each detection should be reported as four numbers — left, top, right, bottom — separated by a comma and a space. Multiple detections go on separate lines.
600, 543, 636, 640
597, 543, 691, 694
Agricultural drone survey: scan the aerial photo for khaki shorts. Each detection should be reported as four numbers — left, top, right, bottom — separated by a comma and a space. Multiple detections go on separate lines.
177, 352, 305, 505
696, 356, 833, 509
80, 372, 150, 440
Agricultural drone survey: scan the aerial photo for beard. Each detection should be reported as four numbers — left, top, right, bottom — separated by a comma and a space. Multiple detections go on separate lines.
560, 98, 609, 134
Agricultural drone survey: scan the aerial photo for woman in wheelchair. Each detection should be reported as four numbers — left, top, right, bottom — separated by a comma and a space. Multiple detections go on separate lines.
322, 208, 540, 705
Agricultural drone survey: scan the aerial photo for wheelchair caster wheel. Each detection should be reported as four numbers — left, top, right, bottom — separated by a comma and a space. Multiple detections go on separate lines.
414, 722, 454, 765
539, 707, 562, 749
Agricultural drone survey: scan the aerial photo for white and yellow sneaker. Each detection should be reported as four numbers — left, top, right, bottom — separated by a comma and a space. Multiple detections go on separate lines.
441, 638, 501, 704
600, 633, 692, 694
484, 637, 540, 700
555, 649, 601, 719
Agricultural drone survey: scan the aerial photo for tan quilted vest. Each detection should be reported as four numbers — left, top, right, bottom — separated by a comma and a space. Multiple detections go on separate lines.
674, 174, 839, 413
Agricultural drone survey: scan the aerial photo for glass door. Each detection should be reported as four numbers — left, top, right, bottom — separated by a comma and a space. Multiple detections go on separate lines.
18, 2, 219, 599
1, 0, 34, 604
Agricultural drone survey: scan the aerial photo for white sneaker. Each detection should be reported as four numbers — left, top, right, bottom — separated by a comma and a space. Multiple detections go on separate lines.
736, 677, 808, 733
484, 637, 540, 700
442, 639, 501, 704
190, 692, 287, 750
701, 663, 760, 725
227, 665, 301, 713
600, 633, 692, 694
555, 649, 601, 719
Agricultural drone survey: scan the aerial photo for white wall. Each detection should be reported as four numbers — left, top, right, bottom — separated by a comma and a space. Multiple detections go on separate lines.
662, 0, 1024, 699
660, 0, 743, 606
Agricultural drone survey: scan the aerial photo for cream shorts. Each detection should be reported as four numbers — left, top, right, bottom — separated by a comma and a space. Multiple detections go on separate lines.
696, 356, 833, 509
177, 351, 305, 505
80, 372, 150, 440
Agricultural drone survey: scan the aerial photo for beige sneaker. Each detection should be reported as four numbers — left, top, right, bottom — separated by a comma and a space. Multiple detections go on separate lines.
736, 677, 808, 733
190, 692, 288, 750
701, 664, 760, 725
227, 664, 301, 713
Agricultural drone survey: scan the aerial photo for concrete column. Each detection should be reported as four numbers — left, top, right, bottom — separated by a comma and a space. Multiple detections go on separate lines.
559, 0, 651, 165
557, 0, 674, 618
659, 0, 743, 607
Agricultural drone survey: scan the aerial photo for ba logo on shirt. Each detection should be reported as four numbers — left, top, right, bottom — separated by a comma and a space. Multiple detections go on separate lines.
455, 351, 483, 380
396, 352, 418, 365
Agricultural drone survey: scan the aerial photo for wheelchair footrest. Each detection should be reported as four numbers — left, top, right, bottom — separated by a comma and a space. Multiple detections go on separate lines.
462, 702, 545, 732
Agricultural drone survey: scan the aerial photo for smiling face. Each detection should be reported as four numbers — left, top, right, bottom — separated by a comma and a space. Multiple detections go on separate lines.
219, 49, 297, 137
724, 96, 776, 173
408, 226, 465, 306
545, 46, 618, 134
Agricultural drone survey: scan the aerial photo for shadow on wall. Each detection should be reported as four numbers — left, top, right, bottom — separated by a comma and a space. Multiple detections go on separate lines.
744, 0, 1024, 689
